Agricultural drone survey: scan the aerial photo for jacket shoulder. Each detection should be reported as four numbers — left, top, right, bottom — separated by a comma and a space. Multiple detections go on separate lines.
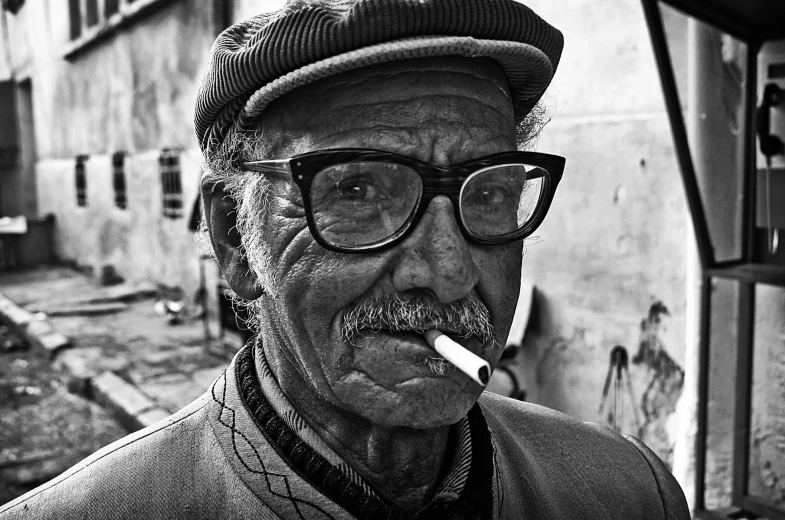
0, 393, 270, 519
624, 434, 692, 520
478, 392, 690, 519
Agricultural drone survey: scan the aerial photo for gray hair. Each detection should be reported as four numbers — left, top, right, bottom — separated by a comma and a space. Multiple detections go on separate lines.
201, 126, 279, 300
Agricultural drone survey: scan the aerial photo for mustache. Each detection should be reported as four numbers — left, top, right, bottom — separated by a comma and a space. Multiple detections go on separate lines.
340, 292, 496, 350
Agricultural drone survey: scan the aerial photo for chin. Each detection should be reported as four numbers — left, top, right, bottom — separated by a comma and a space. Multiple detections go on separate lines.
334, 375, 482, 430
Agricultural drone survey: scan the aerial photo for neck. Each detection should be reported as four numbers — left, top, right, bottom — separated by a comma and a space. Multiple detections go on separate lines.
261, 342, 452, 514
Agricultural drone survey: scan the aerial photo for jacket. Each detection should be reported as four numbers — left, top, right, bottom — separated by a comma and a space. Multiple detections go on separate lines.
0, 346, 689, 519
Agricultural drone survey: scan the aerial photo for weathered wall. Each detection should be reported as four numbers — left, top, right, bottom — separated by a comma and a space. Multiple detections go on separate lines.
233, 0, 285, 20
0, 13, 10, 80
749, 284, 785, 507
35, 149, 202, 290
29, 0, 214, 159
4, 0, 217, 291
511, 0, 690, 469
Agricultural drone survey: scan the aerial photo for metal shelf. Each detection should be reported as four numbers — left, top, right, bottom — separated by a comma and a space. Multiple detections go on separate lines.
707, 263, 785, 286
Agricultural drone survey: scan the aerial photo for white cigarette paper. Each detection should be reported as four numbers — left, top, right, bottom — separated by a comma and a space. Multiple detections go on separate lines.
424, 329, 490, 386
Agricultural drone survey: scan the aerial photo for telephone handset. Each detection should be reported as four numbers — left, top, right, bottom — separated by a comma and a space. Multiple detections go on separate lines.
757, 83, 784, 255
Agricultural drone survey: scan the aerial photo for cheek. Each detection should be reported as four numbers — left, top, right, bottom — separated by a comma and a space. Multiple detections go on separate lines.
476, 243, 522, 336
269, 224, 390, 377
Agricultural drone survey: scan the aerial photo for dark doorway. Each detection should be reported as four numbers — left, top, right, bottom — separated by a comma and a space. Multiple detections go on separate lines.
17, 79, 37, 217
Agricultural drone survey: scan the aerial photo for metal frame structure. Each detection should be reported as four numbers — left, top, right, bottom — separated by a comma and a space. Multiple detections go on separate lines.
641, 0, 785, 518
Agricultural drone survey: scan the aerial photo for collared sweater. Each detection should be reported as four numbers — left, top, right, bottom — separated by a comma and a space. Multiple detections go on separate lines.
0, 346, 690, 519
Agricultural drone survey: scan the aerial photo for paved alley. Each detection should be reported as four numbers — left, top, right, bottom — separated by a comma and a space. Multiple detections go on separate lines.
0, 266, 243, 504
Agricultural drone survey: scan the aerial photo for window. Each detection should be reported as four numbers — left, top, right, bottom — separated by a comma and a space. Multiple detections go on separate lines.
0, 81, 18, 169
104, 0, 119, 17
75, 154, 88, 207
112, 151, 127, 210
68, 0, 81, 40
159, 148, 182, 219
1, 0, 26, 15
85, 0, 99, 27
67, 0, 171, 45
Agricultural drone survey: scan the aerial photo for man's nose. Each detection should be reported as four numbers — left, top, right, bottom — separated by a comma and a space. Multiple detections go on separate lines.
390, 196, 479, 303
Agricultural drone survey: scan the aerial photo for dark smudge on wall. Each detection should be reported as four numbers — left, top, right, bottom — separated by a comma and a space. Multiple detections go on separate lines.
633, 300, 684, 466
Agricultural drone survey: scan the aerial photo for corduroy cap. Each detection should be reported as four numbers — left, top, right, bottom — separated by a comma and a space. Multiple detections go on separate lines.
195, 0, 563, 154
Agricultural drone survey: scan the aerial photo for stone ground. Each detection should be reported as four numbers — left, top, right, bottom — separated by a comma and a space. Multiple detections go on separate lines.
0, 266, 242, 506
0, 337, 126, 504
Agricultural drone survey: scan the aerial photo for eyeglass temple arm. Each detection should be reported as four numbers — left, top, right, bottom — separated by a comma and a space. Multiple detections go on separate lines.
243, 159, 290, 176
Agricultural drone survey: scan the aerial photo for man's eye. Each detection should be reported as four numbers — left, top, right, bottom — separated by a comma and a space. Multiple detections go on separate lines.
467, 184, 511, 206
334, 176, 388, 202
336, 179, 370, 200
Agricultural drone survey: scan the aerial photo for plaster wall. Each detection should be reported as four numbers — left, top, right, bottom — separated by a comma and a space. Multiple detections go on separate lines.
232, 0, 285, 20
28, 0, 214, 159
512, 0, 690, 469
0, 4, 35, 81
3, 0, 217, 290
35, 149, 202, 290
0, 12, 14, 80
749, 284, 785, 507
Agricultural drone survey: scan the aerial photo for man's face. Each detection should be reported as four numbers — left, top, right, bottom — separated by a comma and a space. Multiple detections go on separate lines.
252, 57, 522, 429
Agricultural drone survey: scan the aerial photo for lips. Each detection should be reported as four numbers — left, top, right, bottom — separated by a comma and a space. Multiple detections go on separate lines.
352, 328, 482, 357
352, 329, 433, 350
357, 327, 467, 338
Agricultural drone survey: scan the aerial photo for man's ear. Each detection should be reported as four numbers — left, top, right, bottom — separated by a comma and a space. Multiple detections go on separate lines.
202, 183, 264, 300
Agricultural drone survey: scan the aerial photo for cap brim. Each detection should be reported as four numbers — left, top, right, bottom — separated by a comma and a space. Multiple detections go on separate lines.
205, 35, 552, 150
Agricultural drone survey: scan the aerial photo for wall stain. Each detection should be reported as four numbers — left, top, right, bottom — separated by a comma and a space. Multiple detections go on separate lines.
632, 300, 684, 467
535, 327, 592, 387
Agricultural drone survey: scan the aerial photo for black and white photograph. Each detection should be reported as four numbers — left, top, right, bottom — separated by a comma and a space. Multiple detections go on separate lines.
0, 0, 783, 518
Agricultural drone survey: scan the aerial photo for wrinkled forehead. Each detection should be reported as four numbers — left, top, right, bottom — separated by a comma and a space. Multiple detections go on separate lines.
256, 56, 516, 158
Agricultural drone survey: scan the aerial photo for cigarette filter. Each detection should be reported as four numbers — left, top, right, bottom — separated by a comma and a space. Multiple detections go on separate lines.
424, 329, 490, 386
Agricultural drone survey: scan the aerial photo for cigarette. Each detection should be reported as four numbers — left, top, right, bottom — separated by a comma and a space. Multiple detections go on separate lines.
424, 329, 490, 386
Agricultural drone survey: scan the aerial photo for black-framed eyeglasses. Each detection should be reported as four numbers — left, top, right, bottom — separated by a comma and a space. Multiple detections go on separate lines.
243, 148, 566, 254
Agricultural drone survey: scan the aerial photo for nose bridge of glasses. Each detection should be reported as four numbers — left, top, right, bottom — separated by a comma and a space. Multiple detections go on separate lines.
421, 173, 467, 197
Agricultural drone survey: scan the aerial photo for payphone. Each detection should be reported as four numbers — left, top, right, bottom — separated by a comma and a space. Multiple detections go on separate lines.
756, 40, 785, 260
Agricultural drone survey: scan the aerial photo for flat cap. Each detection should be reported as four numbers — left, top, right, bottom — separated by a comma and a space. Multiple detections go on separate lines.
195, 0, 563, 154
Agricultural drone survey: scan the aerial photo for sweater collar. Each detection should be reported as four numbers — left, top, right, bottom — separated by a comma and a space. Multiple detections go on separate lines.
238, 343, 494, 519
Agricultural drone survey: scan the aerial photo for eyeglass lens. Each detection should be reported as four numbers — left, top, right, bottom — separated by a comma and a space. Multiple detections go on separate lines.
310, 162, 545, 248
459, 165, 545, 238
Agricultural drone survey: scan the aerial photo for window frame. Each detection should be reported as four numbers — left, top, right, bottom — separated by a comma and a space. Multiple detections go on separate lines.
64, 0, 179, 60
75, 154, 89, 208
159, 148, 183, 219
112, 151, 127, 210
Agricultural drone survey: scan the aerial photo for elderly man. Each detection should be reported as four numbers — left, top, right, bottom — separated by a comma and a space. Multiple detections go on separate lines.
0, 0, 690, 518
